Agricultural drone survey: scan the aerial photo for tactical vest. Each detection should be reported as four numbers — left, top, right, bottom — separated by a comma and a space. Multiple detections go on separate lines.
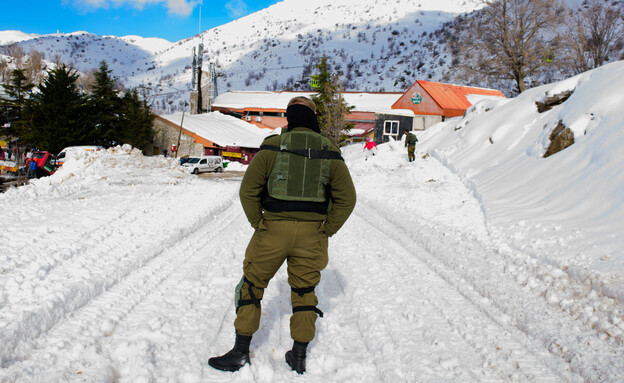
260, 130, 343, 214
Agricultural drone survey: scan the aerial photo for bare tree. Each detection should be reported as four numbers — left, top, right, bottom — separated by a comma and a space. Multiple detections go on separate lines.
561, 0, 624, 74
1, 43, 26, 68
450, 0, 565, 93
51, 54, 64, 68
0, 59, 8, 83
26, 49, 46, 84
76, 68, 97, 94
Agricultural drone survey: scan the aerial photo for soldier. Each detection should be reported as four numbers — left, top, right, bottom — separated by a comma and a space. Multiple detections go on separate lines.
209, 96, 357, 374
404, 128, 418, 162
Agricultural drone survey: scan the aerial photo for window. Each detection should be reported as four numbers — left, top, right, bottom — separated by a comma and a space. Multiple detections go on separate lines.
383, 120, 400, 142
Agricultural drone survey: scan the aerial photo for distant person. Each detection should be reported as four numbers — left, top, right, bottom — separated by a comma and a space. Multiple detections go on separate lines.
404, 129, 418, 162
27, 158, 37, 178
163, 149, 168, 157
363, 137, 377, 160
208, 96, 357, 375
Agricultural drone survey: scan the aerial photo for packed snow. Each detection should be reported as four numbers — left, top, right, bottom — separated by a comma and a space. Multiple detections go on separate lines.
1, 63, 624, 382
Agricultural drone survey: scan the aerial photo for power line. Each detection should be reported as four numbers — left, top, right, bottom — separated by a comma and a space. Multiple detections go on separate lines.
138, 64, 312, 99
220, 64, 308, 75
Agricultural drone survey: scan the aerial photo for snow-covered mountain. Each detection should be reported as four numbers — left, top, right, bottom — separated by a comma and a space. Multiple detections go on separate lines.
1, 0, 481, 112
0, 30, 40, 45
2, 0, 620, 113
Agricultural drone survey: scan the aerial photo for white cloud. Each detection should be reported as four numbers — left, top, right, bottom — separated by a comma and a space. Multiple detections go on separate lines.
163, 0, 202, 16
225, 0, 247, 18
69, 0, 201, 16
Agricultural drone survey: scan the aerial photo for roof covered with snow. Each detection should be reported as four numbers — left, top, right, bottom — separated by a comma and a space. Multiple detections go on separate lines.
213, 91, 403, 113
158, 111, 275, 148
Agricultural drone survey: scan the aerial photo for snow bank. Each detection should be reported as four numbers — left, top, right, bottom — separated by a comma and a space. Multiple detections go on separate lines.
1, 145, 192, 201
417, 61, 624, 300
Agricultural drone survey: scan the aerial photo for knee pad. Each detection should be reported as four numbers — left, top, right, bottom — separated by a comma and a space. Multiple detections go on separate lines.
291, 286, 324, 318
235, 276, 263, 312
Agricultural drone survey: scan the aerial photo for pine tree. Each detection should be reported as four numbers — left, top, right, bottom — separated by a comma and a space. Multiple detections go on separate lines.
120, 89, 155, 151
89, 61, 122, 146
311, 55, 353, 145
24, 65, 92, 153
0, 69, 34, 137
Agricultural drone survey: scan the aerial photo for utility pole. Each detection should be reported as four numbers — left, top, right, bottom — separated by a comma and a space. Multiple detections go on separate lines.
204, 63, 218, 112
196, 42, 203, 114
190, 42, 203, 115
190, 4, 205, 115
175, 110, 185, 159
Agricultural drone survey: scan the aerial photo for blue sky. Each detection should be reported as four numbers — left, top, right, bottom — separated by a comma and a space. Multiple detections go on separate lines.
0, 0, 282, 42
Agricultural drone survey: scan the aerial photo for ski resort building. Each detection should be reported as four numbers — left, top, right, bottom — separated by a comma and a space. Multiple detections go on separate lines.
392, 80, 506, 130
207, 81, 504, 145
211, 91, 407, 143
152, 112, 274, 164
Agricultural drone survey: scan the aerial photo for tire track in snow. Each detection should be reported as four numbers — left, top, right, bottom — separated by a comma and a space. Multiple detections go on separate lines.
315, 214, 488, 382
359, 195, 624, 382
98, 201, 249, 383
0, 198, 243, 382
344, 204, 573, 382
0, 186, 197, 367
319, 267, 386, 382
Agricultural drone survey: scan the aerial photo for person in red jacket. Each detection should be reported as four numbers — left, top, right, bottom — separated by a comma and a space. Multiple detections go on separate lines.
363, 137, 377, 160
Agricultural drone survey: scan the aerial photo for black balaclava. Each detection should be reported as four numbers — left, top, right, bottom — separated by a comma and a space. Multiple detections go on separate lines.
286, 104, 320, 133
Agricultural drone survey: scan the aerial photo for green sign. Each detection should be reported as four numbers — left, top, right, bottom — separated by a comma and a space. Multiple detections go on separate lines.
411, 92, 423, 104
311, 75, 320, 88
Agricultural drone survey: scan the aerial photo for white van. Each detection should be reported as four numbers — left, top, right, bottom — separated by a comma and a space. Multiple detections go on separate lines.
182, 155, 224, 174
56, 146, 104, 166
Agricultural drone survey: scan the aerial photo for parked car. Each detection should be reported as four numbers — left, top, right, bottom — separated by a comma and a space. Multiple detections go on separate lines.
57, 146, 104, 166
179, 157, 193, 165
182, 156, 224, 174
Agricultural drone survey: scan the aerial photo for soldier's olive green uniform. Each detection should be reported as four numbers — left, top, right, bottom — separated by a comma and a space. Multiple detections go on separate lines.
404, 132, 418, 162
236, 128, 356, 343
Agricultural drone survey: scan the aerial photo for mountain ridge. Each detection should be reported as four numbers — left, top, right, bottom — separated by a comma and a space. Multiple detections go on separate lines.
2, 0, 619, 114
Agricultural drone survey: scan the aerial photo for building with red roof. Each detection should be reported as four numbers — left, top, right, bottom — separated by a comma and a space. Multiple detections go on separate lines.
390, 80, 505, 131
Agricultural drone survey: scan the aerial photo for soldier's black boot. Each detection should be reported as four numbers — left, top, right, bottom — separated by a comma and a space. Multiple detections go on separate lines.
285, 341, 308, 374
208, 332, 252, 372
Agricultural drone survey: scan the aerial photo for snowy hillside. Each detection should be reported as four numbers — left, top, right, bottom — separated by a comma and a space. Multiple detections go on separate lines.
1, 0, 480, 113
2, 0, 622, 113
13, 32, 173, 80
419, 60, 624, 299
153, 0, 479, 92
0, 30, 39, 45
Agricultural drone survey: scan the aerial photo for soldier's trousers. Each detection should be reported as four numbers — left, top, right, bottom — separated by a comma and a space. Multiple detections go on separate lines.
234, 219, 329, 343
407, 144, 416, 161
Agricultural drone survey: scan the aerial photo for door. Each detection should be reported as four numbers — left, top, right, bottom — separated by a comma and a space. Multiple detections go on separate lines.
199, 158, 208, 173
413, 116, 425, 131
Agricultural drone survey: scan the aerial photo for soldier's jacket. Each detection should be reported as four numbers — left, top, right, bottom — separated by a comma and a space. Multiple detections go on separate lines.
405, 132, 418, 146
239, 127, 357, 237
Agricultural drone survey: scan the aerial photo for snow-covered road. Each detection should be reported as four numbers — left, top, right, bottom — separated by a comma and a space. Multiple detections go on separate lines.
1, 146, 623, 382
